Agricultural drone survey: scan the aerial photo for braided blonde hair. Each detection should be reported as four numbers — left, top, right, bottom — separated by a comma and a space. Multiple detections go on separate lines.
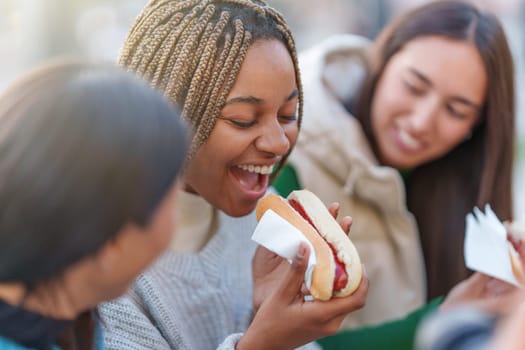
119, 0, 303, 162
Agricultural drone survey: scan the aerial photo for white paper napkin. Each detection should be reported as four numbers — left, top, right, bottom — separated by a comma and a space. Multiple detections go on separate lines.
251, 209, 317, 289
464, 204, 522, 287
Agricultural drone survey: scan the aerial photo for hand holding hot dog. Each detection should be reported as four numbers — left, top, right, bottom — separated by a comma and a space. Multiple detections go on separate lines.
240, 243, 369, 350
254, 190, 363, 300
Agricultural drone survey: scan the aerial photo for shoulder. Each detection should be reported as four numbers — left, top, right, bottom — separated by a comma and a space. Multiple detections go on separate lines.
299, 33, 371, 80
299, 34, 370, 113
300, 34, 371, 61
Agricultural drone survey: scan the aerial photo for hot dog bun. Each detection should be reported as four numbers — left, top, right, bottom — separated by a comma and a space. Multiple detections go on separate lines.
256, 190, 362, 300
256, 193, 335, 300
288, 190, 362, 297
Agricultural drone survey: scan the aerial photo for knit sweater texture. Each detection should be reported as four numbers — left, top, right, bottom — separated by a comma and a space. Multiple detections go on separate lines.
100, 191, 320, 350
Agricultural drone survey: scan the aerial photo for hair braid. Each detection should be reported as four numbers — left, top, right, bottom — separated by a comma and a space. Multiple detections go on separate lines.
221, 0, 265, 16
183, 13, 229, 119
119, 0, 303, 160
119, 2, 193, 66
194, 29, 232, 122
156, 8, 206, 89
142, 13, 186, 83
126, 6, 191, 74
165, 5, 216, 103
134, 14, 185, 80
188, 19, 251, 155
148, 16, 187, 88
275, 24, 303, 128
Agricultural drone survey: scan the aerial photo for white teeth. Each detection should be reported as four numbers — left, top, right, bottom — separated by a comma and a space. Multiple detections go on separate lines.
237, 164, 274, 175
398, 129, 421, 149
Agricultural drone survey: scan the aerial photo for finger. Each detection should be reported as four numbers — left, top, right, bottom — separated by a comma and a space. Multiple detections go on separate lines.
322, 265, 369, 317
340, 216, 353, 235
277, 242, 310, 301
485, 278, 517, 297
328, 203, 339, 219
254, 245, 279, 259
252, 245, 280, 266
301, 283, 311, 295
472, 291, 521, 315
489, 304, 525, 350
466, 272, 493, 288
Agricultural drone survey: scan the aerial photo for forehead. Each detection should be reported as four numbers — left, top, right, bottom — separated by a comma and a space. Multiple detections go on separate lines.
227, 39, 297, 97
386, 35, 487, 103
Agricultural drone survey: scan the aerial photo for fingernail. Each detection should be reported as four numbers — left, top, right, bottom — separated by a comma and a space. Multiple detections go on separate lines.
296, 244, 306, 260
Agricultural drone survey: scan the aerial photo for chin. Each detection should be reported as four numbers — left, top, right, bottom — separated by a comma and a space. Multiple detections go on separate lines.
223, 202, 257, 218
381, 153, 417, 170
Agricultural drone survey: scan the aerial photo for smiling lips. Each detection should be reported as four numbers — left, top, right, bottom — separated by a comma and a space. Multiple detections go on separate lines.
230, 164, 275, 198
396, 128, 423, 152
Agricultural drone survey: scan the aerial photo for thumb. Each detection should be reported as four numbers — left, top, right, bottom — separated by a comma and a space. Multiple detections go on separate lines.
277, 242, 310, 301
467, 272, 493, 288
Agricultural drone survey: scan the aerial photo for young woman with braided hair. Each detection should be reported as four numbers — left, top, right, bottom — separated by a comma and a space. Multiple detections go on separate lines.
99, 1, 368, 349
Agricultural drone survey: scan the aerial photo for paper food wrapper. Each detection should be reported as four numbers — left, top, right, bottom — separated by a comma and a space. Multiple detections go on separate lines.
251, 209, 317, 289
464, 205, 522, 287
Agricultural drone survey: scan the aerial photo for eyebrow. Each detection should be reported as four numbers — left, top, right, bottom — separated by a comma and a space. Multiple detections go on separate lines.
408, 67, 432, 86
224, 89, 299, 106
407, 68, 482, 111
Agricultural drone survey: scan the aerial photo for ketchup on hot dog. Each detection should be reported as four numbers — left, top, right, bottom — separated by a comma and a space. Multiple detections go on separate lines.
289, 199, 349, 293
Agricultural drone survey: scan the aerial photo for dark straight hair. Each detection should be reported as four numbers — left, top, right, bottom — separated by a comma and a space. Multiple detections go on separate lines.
0, 60, 188, 349
353, 1, 515, 299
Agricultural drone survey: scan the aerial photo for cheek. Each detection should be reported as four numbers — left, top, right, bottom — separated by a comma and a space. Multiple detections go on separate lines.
285, 123, 299, 148
152, 218, 175, 253
436, 122, 473, 152
371, 67, 412, 125
370, 91, 389, 140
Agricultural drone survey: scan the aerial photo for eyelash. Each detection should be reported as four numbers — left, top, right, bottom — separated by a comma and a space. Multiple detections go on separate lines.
402, 80, 471, 120
403, 81, 424, 96
229, 119, 256, 129
446, 105, 467, 119
224, 115, 297, 129
279, 115, 297, 123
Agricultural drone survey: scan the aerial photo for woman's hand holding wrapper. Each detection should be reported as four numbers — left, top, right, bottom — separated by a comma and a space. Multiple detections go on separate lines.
445, 206, 525, 315
241, 190, 368, 350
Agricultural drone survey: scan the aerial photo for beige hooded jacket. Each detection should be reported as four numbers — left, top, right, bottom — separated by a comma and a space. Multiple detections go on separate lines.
289, 34, 426, 328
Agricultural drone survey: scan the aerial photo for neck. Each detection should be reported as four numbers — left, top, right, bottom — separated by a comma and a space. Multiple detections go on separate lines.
0, 277, 90, 320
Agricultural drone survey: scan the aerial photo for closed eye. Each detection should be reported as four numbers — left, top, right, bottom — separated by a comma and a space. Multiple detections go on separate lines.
279, 115, 297, 123
403, 80, 424, 96
446, 104, 467, 120
229, 119, 257, 128
218, 115, 257, 129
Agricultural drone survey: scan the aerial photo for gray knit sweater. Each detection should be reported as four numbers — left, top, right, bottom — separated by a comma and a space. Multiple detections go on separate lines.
99, 209, 256, 350
99, 204, 320, 350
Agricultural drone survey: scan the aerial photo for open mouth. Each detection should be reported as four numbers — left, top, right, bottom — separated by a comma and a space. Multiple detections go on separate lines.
229, 164, 274, 199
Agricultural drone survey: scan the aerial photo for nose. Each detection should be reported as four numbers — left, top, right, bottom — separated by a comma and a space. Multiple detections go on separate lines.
255, 119, 291, 157
407, 96, 440, 135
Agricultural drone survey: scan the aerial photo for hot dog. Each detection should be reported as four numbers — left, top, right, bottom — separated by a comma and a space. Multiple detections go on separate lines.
255, 190, 362, 300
